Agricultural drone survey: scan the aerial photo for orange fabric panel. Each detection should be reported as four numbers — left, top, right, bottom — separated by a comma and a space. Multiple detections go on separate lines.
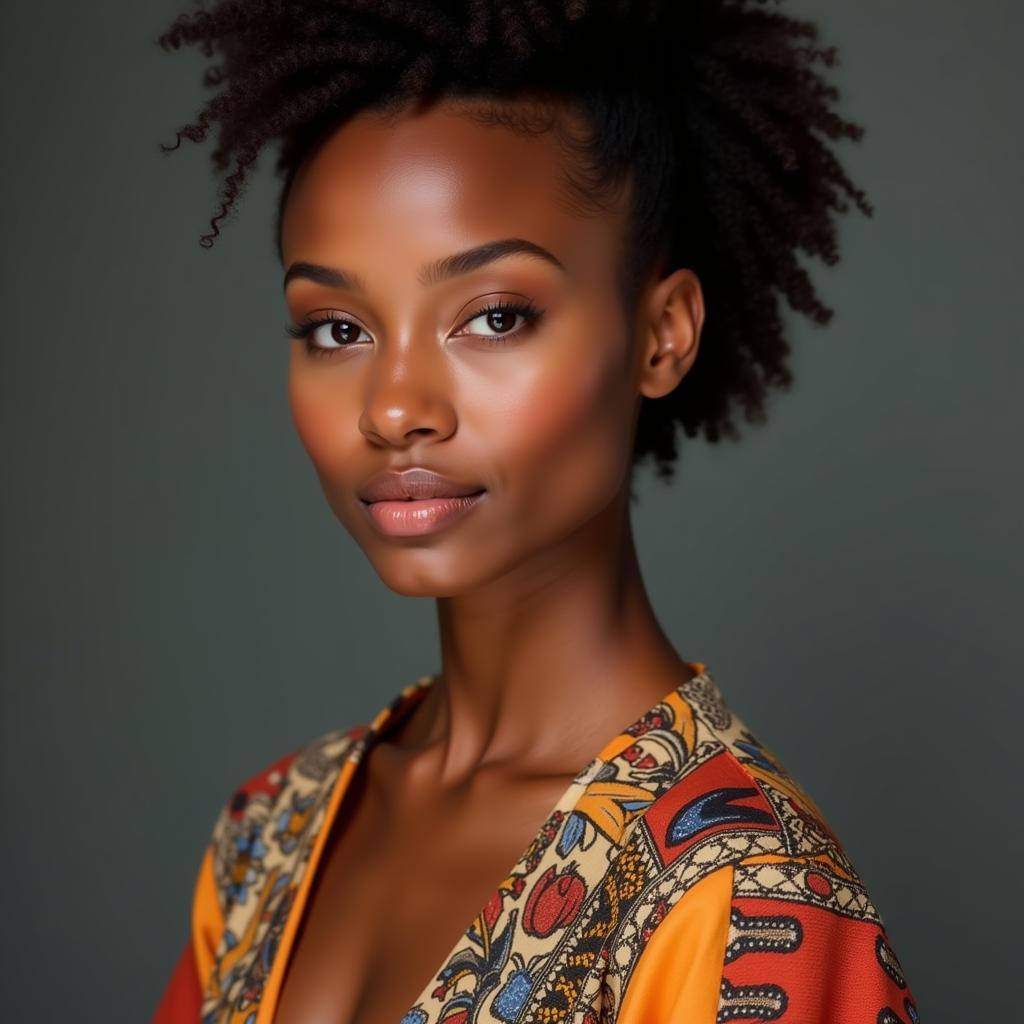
617, 863, 733, 1023
153, 842, 224, 1021
255, 757, 360, 1023
152, 937, 202, 1023
191, 844, 222, 987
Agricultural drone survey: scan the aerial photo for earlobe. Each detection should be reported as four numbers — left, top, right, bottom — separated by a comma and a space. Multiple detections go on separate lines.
638, 268, 704, 400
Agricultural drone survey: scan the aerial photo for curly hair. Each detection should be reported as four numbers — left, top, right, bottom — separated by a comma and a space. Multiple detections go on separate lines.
155, 0, 872, 482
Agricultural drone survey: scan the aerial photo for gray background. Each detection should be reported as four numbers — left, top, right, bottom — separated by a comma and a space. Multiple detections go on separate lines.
2, 1, 1019, 1019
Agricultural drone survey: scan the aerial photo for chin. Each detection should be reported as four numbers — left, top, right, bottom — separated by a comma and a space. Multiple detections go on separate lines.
365, 548, 493, 598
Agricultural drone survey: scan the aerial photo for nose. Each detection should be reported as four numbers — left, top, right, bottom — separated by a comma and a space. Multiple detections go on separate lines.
357, 337, 457, 449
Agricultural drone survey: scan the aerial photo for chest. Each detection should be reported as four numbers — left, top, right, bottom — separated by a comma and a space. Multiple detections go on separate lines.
272, 757, 575, 1024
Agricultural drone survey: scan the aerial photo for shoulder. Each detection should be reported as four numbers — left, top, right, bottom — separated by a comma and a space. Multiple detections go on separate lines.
218, 719, 369, 824
603, 674, 918, 1022
204, 720, 369, 917
644, 672, 884, 935
666, 670, 859, 869
165, 719, 370, 1016
606, 670, 878, 940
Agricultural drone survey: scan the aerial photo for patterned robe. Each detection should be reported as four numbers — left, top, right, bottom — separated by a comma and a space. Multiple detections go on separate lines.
153, 662, 919, 1023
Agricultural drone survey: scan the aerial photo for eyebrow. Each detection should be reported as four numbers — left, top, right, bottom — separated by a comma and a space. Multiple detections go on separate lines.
282, 237, 566, 293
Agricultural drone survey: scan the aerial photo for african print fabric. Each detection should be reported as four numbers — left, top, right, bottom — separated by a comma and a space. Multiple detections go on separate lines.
153, 663, 919, 1023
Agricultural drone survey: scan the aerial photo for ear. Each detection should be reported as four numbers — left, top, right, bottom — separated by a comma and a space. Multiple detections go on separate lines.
636, 268, 705, 400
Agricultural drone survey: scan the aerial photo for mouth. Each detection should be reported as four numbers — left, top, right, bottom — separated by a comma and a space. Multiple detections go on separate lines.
358, 489, 485, 507
360, 489, 487, 537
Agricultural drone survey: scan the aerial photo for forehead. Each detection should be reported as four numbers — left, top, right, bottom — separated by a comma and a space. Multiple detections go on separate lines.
279, 97, 630, 281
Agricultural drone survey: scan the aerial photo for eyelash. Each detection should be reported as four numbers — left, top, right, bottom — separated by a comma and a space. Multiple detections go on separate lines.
286, 299, 545, 359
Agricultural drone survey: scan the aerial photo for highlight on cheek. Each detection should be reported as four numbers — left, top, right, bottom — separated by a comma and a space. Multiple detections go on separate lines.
288, 401, 361, 499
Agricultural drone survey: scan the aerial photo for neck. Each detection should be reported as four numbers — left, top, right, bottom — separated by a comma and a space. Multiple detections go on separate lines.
401, 483, 696, 785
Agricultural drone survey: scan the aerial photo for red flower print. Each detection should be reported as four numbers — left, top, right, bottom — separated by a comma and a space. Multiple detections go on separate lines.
523, 864, 586, 937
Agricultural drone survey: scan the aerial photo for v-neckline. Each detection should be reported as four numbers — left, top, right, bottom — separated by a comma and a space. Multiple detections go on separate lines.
264, 660, 709, 1024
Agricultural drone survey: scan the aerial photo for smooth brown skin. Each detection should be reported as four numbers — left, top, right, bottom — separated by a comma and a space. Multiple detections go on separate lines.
275, 95, 705, 1024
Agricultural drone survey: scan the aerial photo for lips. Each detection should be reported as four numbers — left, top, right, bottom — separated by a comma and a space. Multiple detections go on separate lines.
358, 467, 485, 503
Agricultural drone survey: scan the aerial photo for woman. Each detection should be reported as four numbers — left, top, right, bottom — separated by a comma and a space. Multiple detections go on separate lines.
153, 2, 917, 1022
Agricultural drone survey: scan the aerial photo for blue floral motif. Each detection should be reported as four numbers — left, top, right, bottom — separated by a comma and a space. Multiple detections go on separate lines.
734, 735, 779, 773
493, 968, 533, 1021
227, 828, 268, 904
557, 811, 586, 856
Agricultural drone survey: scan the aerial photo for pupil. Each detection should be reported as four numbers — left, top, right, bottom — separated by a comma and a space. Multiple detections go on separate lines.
488, 310, 512, 333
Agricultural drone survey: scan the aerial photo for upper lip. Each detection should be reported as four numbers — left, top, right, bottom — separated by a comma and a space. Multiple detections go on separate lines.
358, 468, 486, 502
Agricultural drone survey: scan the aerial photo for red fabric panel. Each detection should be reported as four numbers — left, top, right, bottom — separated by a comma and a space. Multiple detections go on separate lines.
720, 896, 918, 1022
152, 937, 202, 1024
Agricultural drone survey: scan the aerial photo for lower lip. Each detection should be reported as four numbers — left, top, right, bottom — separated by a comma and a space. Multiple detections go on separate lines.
361, 491, 486, 536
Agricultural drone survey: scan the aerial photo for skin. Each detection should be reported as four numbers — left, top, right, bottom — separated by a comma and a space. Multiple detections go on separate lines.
275, 94, 705, 1024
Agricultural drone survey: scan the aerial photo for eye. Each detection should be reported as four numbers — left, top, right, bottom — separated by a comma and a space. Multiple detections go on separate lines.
286, 314, 371, 356
454, 299, 544, 346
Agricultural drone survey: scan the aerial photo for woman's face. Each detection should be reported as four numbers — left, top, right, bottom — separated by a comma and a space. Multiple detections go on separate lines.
280, 97, 692, 598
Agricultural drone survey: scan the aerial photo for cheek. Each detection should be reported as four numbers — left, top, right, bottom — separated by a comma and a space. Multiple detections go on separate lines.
287, 359, 354, 481
497, 343, 633, 515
